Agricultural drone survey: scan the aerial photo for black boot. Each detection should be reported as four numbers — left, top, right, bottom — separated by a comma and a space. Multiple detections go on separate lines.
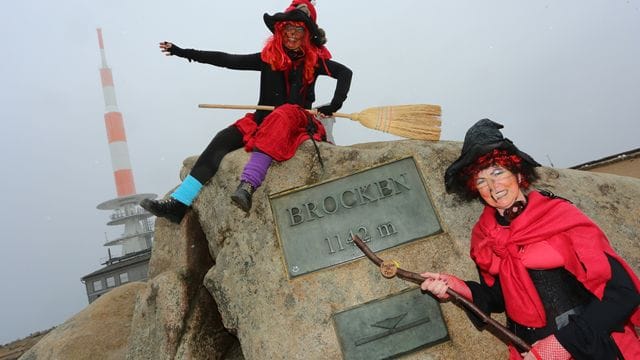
231, 181, 255, 212
140, 197, 189, 224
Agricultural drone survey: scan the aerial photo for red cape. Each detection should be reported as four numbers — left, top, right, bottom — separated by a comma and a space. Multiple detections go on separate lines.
470, 191, 640, 328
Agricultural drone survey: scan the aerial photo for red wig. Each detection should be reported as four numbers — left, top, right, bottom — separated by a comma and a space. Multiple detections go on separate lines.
463, 149, 534, 193
261, 21, 319, 86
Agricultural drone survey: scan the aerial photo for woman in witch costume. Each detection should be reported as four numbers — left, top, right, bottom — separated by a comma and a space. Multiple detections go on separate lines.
420, 119, 640, 359
141, 0, 352, 223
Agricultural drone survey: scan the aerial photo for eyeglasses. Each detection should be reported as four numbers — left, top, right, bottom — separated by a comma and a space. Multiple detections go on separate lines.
284, 24, 305, 34
474, 167, 515, 190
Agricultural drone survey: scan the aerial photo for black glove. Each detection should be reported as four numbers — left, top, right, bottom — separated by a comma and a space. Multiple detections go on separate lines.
166, 43, 186, 57
316, 104, 337, 116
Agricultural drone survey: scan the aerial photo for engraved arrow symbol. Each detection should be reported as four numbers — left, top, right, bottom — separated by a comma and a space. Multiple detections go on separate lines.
355, 313, 431, 346
371, 313, 406, 329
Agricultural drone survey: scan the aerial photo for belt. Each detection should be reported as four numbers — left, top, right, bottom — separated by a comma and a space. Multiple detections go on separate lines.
508, 305, 585, 344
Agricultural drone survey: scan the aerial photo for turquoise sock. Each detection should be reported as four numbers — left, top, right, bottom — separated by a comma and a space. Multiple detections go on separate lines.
170, 175, 203, 206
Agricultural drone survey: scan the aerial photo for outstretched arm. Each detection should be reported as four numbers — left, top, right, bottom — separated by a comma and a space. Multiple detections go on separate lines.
158, 41, 262, 70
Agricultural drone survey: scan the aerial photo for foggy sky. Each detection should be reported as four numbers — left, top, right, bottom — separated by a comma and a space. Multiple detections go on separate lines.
1, 0, 639, 344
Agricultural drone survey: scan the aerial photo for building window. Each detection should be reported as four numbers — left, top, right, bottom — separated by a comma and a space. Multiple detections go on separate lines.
106, 277, 116, 288
119, 272, 129, 283
93, 280, 103, 291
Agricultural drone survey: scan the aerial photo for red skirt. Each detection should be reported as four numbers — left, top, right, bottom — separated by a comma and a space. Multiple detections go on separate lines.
233, 104, 326, 162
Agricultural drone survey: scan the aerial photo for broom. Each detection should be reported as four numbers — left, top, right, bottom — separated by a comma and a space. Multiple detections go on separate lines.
198, 103, 442, 141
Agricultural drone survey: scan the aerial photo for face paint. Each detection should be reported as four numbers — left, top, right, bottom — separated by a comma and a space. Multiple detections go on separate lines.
475, 165, 526, 214
282, 23, 305, 50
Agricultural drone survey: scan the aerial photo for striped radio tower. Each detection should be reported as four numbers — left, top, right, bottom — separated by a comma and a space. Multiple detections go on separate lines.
95, 28, 156, 258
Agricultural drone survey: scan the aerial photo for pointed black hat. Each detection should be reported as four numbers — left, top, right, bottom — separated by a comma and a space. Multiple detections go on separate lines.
444, 119, 540, 194
263, 0, 327, 47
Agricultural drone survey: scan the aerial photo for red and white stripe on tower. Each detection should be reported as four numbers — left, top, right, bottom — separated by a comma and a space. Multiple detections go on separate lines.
97, 28, 136, 197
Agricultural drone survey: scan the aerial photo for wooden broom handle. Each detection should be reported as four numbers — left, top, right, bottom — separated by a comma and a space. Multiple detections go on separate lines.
198, 104, 351, 119
350, 235, 532, 352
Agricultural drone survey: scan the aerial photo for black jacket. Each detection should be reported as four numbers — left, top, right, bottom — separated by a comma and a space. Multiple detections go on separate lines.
173, 48, 352, 124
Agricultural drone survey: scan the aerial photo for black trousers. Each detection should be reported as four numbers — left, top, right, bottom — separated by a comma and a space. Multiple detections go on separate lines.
189, 125, 244, 184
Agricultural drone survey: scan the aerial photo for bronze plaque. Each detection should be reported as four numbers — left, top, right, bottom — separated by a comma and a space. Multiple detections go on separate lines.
333, 288, 449, 359
269, 157, 442, 278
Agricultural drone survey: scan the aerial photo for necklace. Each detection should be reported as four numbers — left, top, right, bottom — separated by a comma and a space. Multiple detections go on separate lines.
503, 200, 527, 222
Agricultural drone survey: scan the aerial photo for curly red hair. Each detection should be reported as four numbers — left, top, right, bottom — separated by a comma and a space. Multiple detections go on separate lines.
463, 149, 535, 194
261, 21, 318, 86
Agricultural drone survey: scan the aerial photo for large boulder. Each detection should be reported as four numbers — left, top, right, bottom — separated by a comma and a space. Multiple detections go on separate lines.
125, 209, 239, 360
22, 139, 640, 359
185, 140, 640, 359
19, 282, 146, 360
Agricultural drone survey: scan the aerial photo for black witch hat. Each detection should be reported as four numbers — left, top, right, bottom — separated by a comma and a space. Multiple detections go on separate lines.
263, 0, 327, 47
444, 119, 540, 196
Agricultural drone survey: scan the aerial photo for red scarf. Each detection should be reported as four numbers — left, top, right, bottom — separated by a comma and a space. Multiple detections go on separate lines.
470, 191, 640, 328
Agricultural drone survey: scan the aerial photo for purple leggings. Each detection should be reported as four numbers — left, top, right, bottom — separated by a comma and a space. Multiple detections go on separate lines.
240, 151, 273, 188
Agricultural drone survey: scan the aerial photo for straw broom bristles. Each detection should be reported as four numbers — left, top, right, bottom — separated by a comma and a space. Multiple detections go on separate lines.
336, 104, 441, 141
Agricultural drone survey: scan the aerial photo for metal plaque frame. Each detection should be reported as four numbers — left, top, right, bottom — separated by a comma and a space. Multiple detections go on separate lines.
269, 157, 442, 278
333, 287, 449, 360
